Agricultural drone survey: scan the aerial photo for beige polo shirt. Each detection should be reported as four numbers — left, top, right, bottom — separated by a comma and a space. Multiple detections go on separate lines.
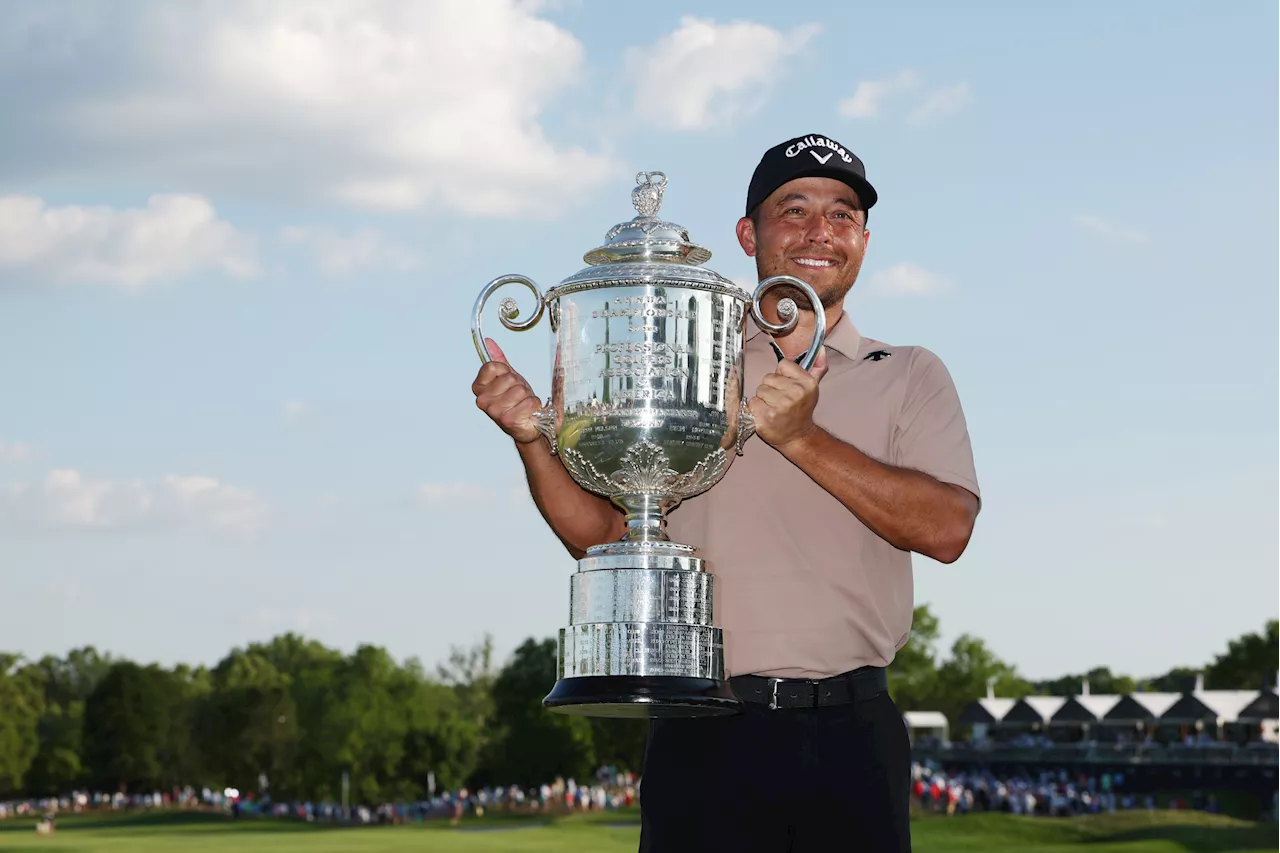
664, 312, 980, 680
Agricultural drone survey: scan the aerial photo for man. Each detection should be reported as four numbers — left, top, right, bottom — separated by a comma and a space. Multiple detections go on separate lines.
471, 133, 981, 851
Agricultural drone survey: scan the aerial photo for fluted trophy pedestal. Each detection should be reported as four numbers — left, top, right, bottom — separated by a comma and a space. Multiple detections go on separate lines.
471, 171, 826, 718
544, 539, 740, 717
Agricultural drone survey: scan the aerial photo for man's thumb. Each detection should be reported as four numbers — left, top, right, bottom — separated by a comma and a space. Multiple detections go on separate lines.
809, 346, 829, 380
485, 337, 508, 364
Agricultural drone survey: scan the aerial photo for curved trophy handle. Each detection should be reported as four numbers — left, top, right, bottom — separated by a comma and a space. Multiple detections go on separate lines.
472, 273, 546, 363
471, 274, 559, 453
749, 275, 828, 372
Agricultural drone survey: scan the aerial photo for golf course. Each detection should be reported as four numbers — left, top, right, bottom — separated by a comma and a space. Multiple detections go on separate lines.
0, 808, 1275, 853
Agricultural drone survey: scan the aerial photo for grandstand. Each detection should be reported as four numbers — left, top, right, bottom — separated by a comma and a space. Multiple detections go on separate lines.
950, 675, 1278, 747
909, 675, 1279, 793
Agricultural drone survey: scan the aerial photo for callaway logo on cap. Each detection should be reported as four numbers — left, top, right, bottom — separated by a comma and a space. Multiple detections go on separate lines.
745, 133, 878, 218
786, 135, 856, 165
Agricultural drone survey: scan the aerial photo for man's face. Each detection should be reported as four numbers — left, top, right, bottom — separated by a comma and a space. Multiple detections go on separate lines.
735, 176, 870, 310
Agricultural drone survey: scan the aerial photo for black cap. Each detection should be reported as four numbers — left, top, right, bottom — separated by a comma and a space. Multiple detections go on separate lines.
745, 133, 877, 218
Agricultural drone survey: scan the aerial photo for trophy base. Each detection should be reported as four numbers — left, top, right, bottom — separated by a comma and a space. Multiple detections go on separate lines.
543, 675, 741, 718
548, 546, 741, 719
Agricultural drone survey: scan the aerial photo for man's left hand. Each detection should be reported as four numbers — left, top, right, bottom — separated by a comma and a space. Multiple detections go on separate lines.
748, 347, 829, 450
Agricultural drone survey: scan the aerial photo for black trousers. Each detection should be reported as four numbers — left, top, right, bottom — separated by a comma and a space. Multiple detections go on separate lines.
637, 688, 912, 852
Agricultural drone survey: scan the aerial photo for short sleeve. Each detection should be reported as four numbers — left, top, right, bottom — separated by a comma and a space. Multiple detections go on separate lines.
891, 349, 980, 502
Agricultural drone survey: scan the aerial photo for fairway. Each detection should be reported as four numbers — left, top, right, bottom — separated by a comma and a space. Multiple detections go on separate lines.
0, 809, 1274, 853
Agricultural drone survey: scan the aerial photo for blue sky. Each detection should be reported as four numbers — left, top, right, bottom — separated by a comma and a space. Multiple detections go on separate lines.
0, 0, 1275, 682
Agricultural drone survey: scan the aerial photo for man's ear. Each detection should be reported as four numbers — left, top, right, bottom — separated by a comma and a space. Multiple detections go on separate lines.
735, 216, 757, 257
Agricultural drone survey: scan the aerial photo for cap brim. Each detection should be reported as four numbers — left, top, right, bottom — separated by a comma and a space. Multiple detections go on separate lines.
781, 167, 878, 211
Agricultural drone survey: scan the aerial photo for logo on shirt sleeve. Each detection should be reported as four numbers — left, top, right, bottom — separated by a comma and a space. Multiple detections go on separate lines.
864, 350, 892, 362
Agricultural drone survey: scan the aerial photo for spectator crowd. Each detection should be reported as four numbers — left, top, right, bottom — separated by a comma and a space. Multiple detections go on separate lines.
3, 761, 1277, 829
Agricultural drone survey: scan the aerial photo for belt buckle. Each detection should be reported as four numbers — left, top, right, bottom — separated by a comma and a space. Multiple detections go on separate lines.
768, 678, 780, 711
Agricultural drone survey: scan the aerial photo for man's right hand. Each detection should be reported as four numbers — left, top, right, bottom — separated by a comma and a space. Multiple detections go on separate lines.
472, 337, 545, 445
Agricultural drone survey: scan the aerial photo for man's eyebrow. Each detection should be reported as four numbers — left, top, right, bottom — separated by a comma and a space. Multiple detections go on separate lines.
773, 192, 863, 211
773, 192, 809, 207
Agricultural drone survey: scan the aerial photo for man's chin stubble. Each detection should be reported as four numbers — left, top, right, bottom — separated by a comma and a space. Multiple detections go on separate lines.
754, 273, 852, 313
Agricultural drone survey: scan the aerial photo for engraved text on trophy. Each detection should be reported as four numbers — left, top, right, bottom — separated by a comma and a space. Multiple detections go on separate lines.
553, 287, 743, 496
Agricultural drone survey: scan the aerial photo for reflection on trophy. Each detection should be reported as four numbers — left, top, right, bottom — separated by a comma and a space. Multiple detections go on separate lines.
471, 171, 826, 718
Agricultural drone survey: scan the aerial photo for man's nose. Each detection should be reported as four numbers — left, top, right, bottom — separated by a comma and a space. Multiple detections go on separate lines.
804, 215, 833, 243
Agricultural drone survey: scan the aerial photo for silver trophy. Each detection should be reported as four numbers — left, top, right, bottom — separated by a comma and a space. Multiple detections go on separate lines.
471, 171, 826, 718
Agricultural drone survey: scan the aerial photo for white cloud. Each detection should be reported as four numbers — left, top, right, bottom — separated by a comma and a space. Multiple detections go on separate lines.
280, 226, 420, 275
907, 82, 972, 124
865, 262, 951, 296
1072, 214, 1151, 245
0, 194, 257, 288
838, 70, 920, 119
0, 440, 33, 462
626, 17, 820, 131
281, 400, 311, 423
0, 469, 269, 535
0, 0, 617, 218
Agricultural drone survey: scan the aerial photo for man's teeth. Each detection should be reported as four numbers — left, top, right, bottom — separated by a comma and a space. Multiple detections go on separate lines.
794, 258, 836, 267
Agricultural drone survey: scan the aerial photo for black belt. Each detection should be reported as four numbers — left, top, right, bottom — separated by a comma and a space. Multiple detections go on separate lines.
729, 666, 888, 710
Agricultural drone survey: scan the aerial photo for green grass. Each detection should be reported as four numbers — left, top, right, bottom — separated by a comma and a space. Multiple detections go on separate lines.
0, 808, 1273, 852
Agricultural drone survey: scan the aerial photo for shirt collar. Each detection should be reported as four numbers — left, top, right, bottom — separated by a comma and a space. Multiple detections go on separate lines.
746, 310, 862, 360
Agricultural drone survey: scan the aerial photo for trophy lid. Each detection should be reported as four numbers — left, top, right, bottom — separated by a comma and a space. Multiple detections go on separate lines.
545, 171, 743, 299
582, 171, 712, 267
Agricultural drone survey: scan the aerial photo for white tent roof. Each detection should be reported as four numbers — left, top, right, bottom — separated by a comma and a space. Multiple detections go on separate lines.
903, 711, 949, 729
1075, 694, 1123, 718
1193, 690, 1263, 723
978, 697, 1017, 721
1127, 692, 1182, 717
1018, 695, 1067, 722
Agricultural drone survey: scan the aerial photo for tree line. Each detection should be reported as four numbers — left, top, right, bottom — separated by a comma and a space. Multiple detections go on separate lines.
0, 609, 1274, 804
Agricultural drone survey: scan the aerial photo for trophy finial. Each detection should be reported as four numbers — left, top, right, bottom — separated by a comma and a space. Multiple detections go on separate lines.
631, 171, 667, 218
582, 169, 710, 267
